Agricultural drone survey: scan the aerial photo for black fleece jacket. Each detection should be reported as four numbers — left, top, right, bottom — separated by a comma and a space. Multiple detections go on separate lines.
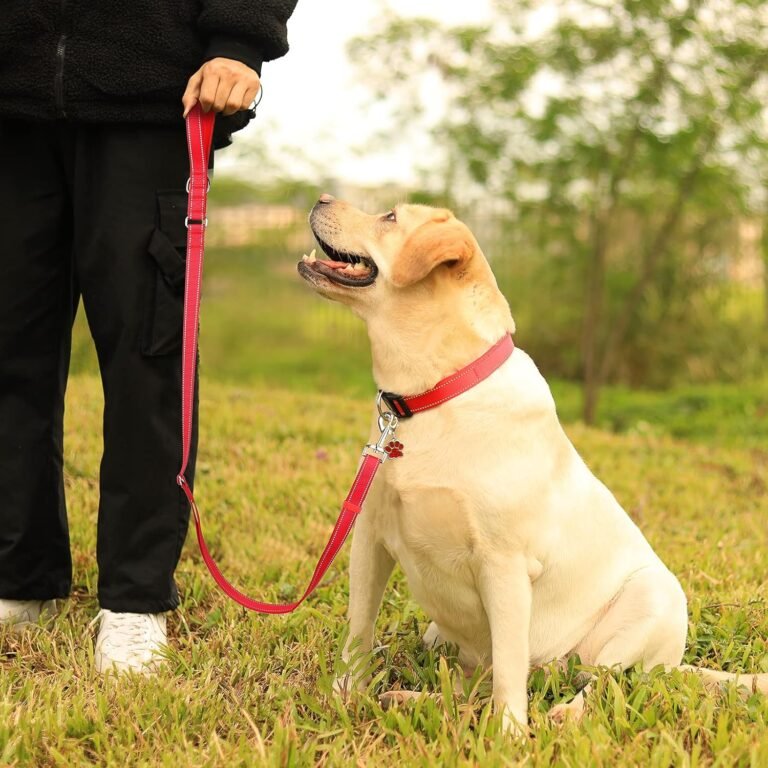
0, 0, 298, 146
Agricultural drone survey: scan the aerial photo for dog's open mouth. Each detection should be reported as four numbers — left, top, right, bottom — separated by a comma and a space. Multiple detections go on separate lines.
298, 235, 378, 288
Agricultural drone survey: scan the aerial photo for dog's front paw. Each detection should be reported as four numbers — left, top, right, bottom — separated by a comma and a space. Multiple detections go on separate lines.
500, 710, 530, 740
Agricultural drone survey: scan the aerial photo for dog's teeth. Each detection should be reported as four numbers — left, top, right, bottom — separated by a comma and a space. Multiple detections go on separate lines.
308, 249, 317, 263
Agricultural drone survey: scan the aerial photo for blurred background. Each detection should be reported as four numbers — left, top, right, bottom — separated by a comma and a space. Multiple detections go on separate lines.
71, 0, 767, 446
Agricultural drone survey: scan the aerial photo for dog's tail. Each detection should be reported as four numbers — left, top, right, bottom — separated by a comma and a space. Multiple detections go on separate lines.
677, 665, 768, 695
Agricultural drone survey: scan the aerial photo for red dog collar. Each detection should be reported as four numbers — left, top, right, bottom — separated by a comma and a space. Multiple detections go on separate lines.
379, 334, 515, 419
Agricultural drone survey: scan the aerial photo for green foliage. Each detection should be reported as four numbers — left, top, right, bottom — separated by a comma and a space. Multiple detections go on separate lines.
2, 374, 767, 765
550, 378, 768, 448
349, 0, 768, 419
207, 176, 323, 209
206, 176, 263, 207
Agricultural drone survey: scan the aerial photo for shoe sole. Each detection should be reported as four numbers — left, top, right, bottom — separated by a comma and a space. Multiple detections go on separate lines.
94, 654, 164, 676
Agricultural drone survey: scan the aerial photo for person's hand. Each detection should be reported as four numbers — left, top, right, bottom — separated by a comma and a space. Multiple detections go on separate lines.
182, 57, 261, 118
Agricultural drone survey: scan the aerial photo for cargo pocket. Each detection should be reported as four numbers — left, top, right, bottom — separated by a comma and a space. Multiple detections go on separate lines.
141, 191, 188, 356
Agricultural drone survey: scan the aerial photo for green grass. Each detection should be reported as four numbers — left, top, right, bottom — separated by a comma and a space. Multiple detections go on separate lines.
2, 374, 767, 766
32, 229, 768, 764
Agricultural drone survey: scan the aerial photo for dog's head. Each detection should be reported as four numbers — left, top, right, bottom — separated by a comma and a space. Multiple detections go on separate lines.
299, 196, 491, 304
298, 196, 514, 387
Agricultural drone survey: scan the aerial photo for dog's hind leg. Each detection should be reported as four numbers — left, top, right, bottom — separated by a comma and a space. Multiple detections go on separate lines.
422, 621, 484, 689
549, 566, 688, 724
548, 683, 592, 724
422, 621, 444, 649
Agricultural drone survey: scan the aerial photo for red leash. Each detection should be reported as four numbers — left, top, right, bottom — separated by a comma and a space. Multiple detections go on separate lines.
177, 105, 514, 613
177, 105, 388, 613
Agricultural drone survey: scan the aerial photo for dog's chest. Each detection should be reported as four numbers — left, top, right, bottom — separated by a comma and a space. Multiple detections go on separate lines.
386, 485, 477, 560
378, 482, 488, 634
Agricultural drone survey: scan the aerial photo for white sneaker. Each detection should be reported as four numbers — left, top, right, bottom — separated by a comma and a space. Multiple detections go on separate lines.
0, 599, 57, 631
92, 609, 168, 675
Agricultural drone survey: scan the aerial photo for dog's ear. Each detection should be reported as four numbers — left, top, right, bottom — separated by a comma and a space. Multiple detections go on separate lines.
391, 213, 477, 288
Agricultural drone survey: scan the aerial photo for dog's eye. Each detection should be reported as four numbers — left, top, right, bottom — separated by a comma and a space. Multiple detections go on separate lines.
383, 210, 397, 223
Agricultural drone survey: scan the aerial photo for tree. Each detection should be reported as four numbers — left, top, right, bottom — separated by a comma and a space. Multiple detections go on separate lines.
350, 0, 768, 421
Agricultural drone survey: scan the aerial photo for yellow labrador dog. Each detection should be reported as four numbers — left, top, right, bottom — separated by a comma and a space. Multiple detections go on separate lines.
297, 195, 767, 735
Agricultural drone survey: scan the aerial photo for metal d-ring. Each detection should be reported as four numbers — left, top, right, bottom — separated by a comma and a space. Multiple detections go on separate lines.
186, 176, 211, 193
375, 391, 399, 433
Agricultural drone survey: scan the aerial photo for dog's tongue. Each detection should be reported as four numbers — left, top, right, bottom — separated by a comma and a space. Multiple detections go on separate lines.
317, 258, 373, 277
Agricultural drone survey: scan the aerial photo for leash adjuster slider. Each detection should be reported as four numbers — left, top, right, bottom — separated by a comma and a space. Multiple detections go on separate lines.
186, 176, 211, 193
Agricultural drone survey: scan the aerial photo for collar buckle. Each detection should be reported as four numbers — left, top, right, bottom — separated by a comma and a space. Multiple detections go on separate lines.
379, 390, 413, 419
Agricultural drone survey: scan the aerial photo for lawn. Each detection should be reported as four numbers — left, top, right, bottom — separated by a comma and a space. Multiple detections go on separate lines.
2, 372, 767, 766
5, 230, 768, 765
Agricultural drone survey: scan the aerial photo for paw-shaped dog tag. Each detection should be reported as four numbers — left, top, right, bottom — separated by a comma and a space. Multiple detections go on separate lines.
384, 440, 404, 459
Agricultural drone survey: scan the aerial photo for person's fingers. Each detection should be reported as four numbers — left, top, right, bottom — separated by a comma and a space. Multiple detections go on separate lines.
182, 69, 203, 117
243, 82, 262, 110
222, 82, 249, 116
198, 70, 221, 113
185, 59, 262, 116
212, 73, 236, 113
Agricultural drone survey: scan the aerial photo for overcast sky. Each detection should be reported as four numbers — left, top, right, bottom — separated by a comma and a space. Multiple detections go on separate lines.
216, 0, 492, 185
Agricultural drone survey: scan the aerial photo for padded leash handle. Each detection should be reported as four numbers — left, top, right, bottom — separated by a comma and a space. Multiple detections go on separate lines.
177, 105, 379, 613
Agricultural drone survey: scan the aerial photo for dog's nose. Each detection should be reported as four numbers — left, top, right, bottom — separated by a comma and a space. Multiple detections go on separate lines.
317, 193, 335, 204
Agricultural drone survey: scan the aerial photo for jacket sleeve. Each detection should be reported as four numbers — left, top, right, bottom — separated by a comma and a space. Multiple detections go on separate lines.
198, 0, 299, 75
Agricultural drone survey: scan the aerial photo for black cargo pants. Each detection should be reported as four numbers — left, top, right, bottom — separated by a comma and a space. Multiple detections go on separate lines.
0, 119, 198, 612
